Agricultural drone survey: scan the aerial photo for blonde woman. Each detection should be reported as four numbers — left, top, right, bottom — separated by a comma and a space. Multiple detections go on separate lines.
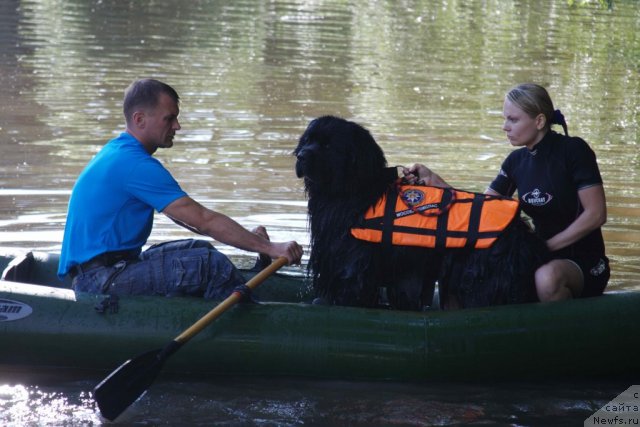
406, 83, 610, 301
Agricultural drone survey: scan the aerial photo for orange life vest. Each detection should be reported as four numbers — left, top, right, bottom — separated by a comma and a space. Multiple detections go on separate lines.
351, 184, 520, 250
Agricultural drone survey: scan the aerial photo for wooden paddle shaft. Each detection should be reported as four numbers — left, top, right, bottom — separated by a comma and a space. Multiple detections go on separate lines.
174, 257, 288, 344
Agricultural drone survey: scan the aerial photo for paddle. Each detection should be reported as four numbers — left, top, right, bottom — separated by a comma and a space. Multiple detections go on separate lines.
93, 256, 288, 421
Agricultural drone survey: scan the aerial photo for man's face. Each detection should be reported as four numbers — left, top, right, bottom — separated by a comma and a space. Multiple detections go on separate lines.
139, 92, 181, 152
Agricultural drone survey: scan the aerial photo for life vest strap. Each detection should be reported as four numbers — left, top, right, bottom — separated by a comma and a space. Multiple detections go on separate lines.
359, 220, 507, 240
381, 185, 399, 248
465, 193, 485, 249
435, 191, 451, 250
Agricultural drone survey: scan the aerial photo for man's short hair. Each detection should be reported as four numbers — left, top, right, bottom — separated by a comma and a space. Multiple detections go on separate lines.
123, 79, 180, 124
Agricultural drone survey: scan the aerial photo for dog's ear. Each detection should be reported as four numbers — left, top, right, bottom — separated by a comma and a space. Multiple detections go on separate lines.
348, 124, 388, 185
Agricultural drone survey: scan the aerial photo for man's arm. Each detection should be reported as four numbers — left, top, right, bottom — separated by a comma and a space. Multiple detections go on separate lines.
162, 196, 303, 264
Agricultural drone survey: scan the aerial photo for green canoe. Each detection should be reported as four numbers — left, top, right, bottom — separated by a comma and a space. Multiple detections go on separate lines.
1, 250, 638, 381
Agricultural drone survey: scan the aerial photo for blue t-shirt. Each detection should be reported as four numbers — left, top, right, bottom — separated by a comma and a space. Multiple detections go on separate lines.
58, 132, 187, 278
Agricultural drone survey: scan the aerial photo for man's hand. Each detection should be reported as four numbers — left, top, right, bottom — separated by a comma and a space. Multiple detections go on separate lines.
252, 226, 303, 266
270, 241, 303, 265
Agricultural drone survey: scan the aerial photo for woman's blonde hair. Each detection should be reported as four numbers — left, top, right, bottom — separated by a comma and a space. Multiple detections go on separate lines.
506, 83, 568, 135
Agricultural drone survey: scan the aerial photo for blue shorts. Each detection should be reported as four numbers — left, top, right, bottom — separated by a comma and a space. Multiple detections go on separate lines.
71, 239, 246, 300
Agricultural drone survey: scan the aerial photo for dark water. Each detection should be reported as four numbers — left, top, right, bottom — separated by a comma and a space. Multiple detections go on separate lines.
1, 0, 639, 425
0, 370, 631, 426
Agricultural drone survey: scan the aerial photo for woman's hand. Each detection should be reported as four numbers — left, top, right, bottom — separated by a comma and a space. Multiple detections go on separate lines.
402, 163, 451, 188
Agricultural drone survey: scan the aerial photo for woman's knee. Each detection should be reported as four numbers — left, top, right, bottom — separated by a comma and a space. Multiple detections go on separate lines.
535, 265, 558, 301
534, 261, 582, 301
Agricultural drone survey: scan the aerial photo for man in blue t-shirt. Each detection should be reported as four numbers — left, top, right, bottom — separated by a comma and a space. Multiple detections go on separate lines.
58, 79, 303, 299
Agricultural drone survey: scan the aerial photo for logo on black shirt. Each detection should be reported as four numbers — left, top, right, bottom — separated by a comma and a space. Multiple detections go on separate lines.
522, 188, 553, 206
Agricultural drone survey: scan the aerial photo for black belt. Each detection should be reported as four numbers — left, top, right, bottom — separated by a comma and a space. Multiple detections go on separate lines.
69, 250, 138, 279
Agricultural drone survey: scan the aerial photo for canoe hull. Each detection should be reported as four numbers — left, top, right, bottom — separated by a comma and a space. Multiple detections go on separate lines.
2, 279, 638, 381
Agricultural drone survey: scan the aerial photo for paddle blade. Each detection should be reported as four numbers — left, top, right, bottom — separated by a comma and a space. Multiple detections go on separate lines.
93, 348, 166, 421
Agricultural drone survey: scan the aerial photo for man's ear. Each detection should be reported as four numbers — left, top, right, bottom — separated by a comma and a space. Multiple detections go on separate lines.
132, 110, 146, 129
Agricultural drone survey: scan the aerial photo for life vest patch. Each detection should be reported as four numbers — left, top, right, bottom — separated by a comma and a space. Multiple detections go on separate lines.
351, 184, 520, 250
401, 189, 424, 206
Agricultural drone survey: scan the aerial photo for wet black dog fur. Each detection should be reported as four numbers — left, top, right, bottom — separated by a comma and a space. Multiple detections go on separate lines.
294, 116, 549, 310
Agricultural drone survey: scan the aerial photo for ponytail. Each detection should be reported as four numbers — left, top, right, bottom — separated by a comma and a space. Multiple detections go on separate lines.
552, 109, 569, 136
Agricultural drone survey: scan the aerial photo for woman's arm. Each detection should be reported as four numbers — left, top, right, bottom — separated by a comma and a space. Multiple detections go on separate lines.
545, 184, 607, 252
484, 187, 502, 196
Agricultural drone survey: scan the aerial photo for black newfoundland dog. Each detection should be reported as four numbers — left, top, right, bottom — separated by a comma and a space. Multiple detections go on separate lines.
294, 115, 549, 311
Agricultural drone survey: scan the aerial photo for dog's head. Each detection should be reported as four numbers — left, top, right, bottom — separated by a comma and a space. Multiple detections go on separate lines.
294, 116, 388, 198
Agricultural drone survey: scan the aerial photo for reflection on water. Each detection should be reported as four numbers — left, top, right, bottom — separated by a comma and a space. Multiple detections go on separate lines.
0, 371, 630, 426
0, 0, 640, 288
0, 0, 639, 425
0, 383, 99, 426
1, 0, 638, 288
